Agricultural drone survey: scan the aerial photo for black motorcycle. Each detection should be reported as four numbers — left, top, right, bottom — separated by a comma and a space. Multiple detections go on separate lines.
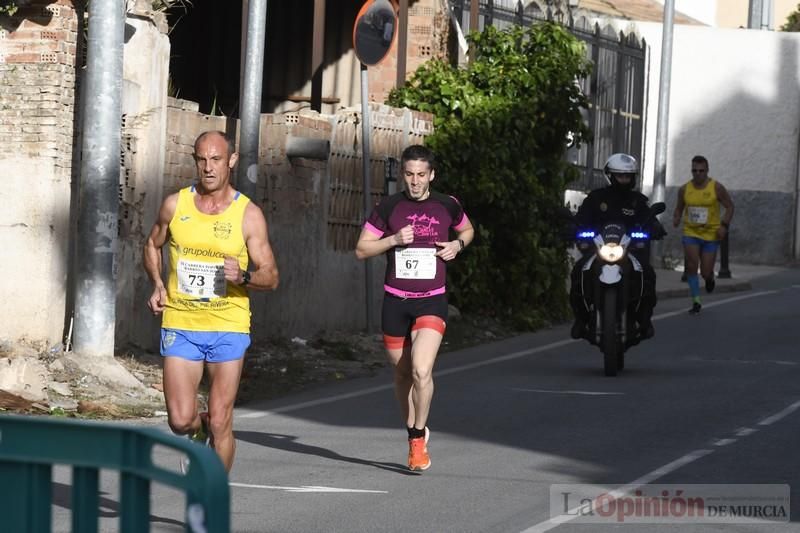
573, 202, 666, 376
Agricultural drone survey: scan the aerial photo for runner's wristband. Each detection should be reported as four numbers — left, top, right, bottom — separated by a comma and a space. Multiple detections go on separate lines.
458, 238, 465, 251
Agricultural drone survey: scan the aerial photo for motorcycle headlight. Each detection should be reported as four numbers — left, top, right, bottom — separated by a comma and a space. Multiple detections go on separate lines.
598, 243, 625, 262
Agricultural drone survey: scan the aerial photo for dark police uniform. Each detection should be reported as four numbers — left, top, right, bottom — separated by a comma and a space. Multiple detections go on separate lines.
570, 185, 657, 336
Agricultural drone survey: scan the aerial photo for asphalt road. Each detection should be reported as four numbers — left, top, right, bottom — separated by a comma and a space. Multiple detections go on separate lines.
51, 268, 800, 532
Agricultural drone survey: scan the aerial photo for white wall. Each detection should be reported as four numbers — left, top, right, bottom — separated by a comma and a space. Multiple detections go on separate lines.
636, 23, 800, 262
638, 23, 800, 193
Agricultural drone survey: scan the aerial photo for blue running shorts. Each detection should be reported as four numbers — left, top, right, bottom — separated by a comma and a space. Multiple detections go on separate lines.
681, 236, 719, 253
160, 328, 250, 363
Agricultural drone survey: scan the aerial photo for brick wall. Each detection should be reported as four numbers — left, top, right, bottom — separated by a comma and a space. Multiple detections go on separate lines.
0, 0, 80, 175
163, 97, 231, 195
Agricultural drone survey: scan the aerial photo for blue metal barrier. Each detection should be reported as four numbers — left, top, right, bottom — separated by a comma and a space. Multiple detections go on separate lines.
0, 414, 230, 532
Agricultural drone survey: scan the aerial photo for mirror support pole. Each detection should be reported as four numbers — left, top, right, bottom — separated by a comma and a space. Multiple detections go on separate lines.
360, 63, 374, 333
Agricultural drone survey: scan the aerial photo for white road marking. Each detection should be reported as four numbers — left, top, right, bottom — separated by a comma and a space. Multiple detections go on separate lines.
512, 388, 624, 396
238, 383, 394, 418
684, 356, 797, 366
735, 427, 758, 437
522, 449, 714, 533
434, 340, 577, 377
712, 438, 737, 446
520, 396, 800, 533
238, 291, 777, 420
230, 482, 387, 494
653, 291, 777, 321
757, 399, 800, 426
696, 290, 778, 308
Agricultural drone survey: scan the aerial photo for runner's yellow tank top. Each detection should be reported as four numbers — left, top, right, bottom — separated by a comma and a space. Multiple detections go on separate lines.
682, 178, 721, 241
162, 186, 251, 333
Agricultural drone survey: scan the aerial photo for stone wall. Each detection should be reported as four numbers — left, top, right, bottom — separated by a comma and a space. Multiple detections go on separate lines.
115, 7, 171, 352
0, 0, 81, 348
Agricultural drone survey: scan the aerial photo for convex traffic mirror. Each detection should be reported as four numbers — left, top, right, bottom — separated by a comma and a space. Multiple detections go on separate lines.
353, 0, 397, 66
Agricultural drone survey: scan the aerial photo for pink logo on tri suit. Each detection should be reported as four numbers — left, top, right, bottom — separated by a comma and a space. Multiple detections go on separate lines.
406, 213, 441, 238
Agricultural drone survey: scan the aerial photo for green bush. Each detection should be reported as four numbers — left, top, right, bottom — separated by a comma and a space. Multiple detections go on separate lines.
782, 3, 800, 31
388, 22, 591, 329
0, 0, 18, 16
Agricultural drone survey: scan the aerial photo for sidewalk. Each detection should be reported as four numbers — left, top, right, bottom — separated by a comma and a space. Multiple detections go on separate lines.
654, 263, 787, 300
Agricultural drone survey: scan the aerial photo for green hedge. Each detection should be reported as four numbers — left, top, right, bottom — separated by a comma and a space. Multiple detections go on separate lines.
387, 22, 591, 329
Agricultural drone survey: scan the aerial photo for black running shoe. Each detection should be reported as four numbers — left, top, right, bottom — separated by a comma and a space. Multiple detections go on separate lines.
689, 302, 702, 314
705, 277, 715, 293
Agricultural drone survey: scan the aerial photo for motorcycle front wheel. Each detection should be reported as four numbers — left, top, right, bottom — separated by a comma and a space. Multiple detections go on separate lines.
601, 289, 619, 377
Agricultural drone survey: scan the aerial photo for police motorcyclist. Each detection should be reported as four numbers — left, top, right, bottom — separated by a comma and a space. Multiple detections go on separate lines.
569, 153, 661, 341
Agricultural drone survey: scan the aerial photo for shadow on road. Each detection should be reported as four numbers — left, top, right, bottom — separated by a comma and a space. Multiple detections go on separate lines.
51, 481, 184, 527
235, 430, 417, 476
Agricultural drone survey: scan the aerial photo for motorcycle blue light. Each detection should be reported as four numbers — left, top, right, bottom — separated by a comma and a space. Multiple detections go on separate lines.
577, 231, 596, 238
630, 231, 649, 239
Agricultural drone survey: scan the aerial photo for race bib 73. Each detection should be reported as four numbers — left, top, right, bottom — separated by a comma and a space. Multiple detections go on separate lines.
176, 259, 226, 298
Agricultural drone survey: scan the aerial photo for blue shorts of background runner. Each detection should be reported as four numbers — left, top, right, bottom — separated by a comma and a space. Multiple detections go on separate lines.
682, 236, 719, 253
160, 328, 250, 363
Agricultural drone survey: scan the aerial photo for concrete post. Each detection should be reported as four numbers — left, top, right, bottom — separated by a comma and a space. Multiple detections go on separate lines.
651, 0, 674, 266
73, 0, 124, 357
239, 0, 268, 200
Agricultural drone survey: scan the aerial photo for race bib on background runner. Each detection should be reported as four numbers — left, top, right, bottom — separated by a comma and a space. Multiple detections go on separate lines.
687, 206, 709, 224
395, 248, 437, 279
177, 259, 226, 298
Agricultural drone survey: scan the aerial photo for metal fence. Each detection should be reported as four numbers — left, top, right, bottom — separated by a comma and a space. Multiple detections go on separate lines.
0, 415, 230, 533
449, 0, 647, 191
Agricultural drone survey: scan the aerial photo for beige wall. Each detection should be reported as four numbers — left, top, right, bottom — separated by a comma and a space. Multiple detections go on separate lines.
716, 0, 796, 29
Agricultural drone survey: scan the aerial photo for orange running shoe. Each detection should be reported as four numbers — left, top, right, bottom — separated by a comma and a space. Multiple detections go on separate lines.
408, 435, 431, 472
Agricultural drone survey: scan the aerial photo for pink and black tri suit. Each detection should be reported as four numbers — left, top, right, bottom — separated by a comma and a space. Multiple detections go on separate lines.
363, 191, 471, 348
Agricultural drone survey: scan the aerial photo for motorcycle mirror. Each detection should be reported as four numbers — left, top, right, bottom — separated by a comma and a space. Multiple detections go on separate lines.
353, 0, 398, 66
650, 202, 666, 216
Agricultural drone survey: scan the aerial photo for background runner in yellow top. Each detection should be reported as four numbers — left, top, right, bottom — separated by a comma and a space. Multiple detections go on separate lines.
672, 155, 735, 314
